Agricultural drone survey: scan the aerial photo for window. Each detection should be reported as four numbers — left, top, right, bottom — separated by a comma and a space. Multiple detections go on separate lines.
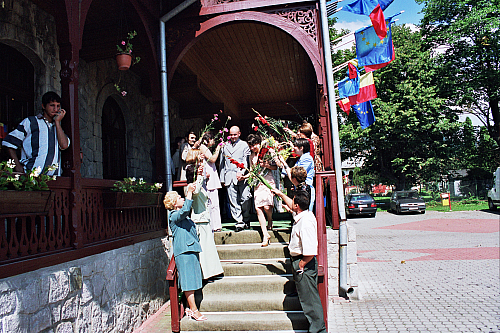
102, 97, 127, 179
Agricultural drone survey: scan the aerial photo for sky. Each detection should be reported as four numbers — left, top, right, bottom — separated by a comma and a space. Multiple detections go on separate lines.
333, 0, 424, 33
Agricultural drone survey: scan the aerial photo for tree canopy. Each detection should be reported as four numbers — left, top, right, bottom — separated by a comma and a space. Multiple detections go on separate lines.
417, 0, 500, 144
336, 25, 461, 190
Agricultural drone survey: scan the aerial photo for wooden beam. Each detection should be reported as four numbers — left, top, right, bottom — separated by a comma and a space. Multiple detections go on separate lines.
239, 100, 315, 119
199, 0, 316, 16
180, 102, 224, 119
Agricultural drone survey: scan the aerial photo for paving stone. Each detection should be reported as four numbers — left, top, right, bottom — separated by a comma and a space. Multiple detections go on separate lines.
327, 211, 499, 333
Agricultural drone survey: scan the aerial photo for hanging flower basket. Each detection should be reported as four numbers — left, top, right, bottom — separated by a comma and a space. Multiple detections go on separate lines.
116, 53, 132, 71
0, 190, 54, 215
103, 192, 163, 209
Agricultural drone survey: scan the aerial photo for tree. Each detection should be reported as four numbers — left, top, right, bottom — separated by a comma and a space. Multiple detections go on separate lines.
418, 0, 500, 144
337, 25, 461, 190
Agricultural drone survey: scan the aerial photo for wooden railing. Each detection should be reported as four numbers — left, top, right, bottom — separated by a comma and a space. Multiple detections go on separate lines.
315, 170, 340, 331
0, 177, 167, 279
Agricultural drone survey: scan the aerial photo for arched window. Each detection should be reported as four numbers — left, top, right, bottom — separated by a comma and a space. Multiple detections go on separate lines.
102, 97, 127, 179
0, 43, 35, 155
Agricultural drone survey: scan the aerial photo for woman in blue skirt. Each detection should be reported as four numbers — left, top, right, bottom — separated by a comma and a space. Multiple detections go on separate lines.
164, 183, 208, 321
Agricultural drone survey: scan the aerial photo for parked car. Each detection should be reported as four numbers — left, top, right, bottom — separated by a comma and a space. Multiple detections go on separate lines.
390, 190, 426, 214
345, 193, 377, 217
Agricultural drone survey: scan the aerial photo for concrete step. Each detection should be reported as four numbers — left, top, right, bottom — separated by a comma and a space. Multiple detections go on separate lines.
216, 243, 290, 260
214, 229, 291, 245
180, 311, 308, 331
220, 258, 292, 276
197, 292, 301, 312
200, 275, 296, 296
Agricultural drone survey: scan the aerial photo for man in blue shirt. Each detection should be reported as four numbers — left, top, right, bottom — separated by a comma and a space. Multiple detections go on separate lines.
281, 138, 315, 211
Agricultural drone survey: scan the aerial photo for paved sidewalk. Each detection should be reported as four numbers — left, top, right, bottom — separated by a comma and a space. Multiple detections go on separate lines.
329, 210, 500, 333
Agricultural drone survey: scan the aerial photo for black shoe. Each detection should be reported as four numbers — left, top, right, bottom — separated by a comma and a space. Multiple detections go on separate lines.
235, 226, 244, 232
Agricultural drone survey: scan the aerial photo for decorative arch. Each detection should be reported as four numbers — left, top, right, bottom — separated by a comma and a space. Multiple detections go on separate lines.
167, 10, 323, 87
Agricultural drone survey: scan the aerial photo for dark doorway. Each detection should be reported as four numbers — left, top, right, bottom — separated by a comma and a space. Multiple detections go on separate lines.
0, 43, 35, 160
102, 97, 127, 179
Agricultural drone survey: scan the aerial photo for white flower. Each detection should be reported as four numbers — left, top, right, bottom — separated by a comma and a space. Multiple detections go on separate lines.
31, 166, 42, 177
7, 159, 15, 168
48, 163, 58, 171
154, 183, 163, 189
14, 174, 20, 180
53, 176, 57, 181
130, 177, 136, 182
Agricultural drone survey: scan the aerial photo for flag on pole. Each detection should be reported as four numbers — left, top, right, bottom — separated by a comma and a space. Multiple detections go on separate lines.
348, 72, 377, 105
341, 0, 394, 39
338, 75, 360, 99
364, 43, 395, 72
337, 97, 351, 115
355, 16, 394, 68
348, 62, 358, 79
353, 101, 376, 129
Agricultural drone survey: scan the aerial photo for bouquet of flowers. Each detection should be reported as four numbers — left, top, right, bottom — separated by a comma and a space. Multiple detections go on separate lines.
112, 177, 162, 193
226, 155, 273, 190
251, 109, 294, 143
0, 159, 58, 191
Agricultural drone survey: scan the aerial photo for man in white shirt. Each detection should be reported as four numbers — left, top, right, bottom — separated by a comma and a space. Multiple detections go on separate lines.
288, 191, 326, 333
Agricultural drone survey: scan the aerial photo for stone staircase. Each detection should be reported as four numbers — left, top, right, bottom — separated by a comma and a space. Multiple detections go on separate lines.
180, 220, 309, 332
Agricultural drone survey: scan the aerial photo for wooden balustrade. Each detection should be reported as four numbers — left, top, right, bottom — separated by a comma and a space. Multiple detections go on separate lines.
0, 177, 167, 279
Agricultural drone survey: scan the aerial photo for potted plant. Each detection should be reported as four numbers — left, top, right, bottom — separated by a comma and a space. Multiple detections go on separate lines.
0, 159, 57, 214
103, 177, 163, 209
116, 30, 141, 71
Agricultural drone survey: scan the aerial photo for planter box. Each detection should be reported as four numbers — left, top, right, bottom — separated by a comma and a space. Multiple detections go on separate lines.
0, 190, 54, 215
103, 192, 163, 209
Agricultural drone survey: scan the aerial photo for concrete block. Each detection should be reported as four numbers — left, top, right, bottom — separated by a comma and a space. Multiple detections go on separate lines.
49, 272, 70, 303
0, 291, 16, 316
62, 296, 78, 320
56, 322, 74, 333
348, 264, 359, 287
3, 313, 29, 333
51, 303, 61, 323
347, 223, 357, 242
347, 242, 357, 264
30, 307, 52, 332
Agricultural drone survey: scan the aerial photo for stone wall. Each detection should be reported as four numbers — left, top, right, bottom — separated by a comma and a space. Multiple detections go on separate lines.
0, 0, 61, 108
327, 224, 359, 299
0, 237, 170, 333
78, 58, 157, 181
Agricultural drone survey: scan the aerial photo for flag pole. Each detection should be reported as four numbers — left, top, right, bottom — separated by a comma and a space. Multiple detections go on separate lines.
319, 0, 347, 221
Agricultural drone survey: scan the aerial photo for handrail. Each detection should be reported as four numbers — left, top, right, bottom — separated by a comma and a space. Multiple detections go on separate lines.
166, 256, 181, 333
315, 170, 340, 331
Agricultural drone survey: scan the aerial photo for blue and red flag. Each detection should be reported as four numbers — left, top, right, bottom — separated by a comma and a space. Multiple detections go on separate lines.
341, 0, 394, 39
355, 16, 394, 68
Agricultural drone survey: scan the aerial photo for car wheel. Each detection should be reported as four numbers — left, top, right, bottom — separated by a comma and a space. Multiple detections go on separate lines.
396, 206, 400, 215
420, 210, 425, 214
370, 212, 376, 218
489, 199, 497, 211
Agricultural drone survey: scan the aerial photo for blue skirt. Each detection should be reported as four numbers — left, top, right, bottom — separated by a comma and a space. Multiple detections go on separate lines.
175, 252, 203, 292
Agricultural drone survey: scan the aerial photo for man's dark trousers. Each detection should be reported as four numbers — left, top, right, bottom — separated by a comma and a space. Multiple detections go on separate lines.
291, 256, 326, 333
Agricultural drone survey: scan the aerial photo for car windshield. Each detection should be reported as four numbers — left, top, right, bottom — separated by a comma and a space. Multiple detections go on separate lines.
397, 192, 419, 199
352, 194, 372, 201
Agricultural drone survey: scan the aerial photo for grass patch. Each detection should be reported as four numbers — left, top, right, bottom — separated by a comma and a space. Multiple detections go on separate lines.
374, 196, 488, 212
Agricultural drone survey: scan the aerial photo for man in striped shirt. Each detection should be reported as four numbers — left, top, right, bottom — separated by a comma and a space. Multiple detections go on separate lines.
2, 91, 70, 176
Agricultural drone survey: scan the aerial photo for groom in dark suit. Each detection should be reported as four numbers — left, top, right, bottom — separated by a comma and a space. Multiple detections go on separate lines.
220, 126, 251, 231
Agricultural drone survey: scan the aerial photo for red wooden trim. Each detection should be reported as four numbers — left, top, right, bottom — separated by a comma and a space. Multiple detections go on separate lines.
167, 257, 181, 333
199, 0, 316, 15
167, 10, 323, 87
0, 230, 166, 279
315, 173, 329, 330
